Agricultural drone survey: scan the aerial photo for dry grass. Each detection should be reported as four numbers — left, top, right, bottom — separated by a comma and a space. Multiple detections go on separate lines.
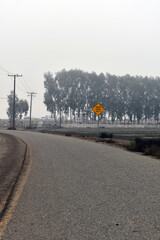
40, 128, 160, 158
72, 135, 130, 149
144, 145, 160, 158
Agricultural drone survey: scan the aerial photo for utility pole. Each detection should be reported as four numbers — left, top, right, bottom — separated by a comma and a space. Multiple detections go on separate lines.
8, 74, 22, 129
27, 92, 37, 128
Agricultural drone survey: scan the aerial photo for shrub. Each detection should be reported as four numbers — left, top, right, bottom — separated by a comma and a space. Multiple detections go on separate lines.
128, 137, 160, 158
134, 137, 160, 152
144, 145, 160, 157
155, 150, 160, 158
105, 139, 114, 143
65, 133, 71, 136
127, 141, 137, 151
134, 137, 145, 152
100, 132, 113, 138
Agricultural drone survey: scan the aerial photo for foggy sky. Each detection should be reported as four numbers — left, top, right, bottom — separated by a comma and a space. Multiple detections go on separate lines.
0, 0, 160, 118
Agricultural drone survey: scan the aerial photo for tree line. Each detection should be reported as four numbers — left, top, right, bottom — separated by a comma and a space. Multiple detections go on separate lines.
6, 69, 160, 124
44, 69, 160, 124
7, 91, 29, 121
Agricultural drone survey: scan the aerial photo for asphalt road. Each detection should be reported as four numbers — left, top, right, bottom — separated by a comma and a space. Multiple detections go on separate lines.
2, 131, 160, 240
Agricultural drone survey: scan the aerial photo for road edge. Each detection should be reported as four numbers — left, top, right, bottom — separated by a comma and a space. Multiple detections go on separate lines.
0, 137, 32, 239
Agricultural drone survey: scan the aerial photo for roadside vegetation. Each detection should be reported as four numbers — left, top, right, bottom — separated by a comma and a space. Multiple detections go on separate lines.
38, 127, 160, 159
128, 137, 160, 158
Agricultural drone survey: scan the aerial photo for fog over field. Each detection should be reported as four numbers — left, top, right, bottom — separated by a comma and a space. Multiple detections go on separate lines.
0, 0, 160, 119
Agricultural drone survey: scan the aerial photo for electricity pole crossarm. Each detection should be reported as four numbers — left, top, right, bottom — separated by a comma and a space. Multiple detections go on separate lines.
27, 92, 37, 128
8, 74, 22, 129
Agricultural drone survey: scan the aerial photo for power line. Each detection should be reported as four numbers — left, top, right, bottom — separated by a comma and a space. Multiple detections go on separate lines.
15, 75, 33, 94
0, 65, 32, 92
27, 92, 37, 128
36, 93, 44, 103
22, 76, 32, 91
16, 84, 27, 95
8, 74, 22, 129
0, 65, 14, 74
18, 79, 29, 92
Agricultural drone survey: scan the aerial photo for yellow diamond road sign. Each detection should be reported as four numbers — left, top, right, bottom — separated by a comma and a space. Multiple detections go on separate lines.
92, 103, 104, 116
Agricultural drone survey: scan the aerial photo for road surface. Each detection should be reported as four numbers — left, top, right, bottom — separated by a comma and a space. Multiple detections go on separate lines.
1, 131, 160, 240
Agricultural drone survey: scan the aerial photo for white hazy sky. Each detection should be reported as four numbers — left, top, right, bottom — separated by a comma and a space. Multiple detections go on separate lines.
0, 0, 160, 118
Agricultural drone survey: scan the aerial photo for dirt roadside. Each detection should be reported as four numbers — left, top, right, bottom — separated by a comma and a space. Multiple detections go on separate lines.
0, 133, 26, 216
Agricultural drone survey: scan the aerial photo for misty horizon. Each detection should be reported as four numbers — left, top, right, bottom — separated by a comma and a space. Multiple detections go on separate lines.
1, 0, 160, 119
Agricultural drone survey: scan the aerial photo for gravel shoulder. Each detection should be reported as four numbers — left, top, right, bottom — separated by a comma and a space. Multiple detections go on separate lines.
0, 133, 26, 215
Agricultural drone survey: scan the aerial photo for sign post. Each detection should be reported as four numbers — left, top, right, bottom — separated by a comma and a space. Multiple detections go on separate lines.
98, 115, 100, 137
92, 103, 104, 137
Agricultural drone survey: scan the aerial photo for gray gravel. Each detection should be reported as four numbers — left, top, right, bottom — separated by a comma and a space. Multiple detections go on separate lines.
2, 131, 160, 240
